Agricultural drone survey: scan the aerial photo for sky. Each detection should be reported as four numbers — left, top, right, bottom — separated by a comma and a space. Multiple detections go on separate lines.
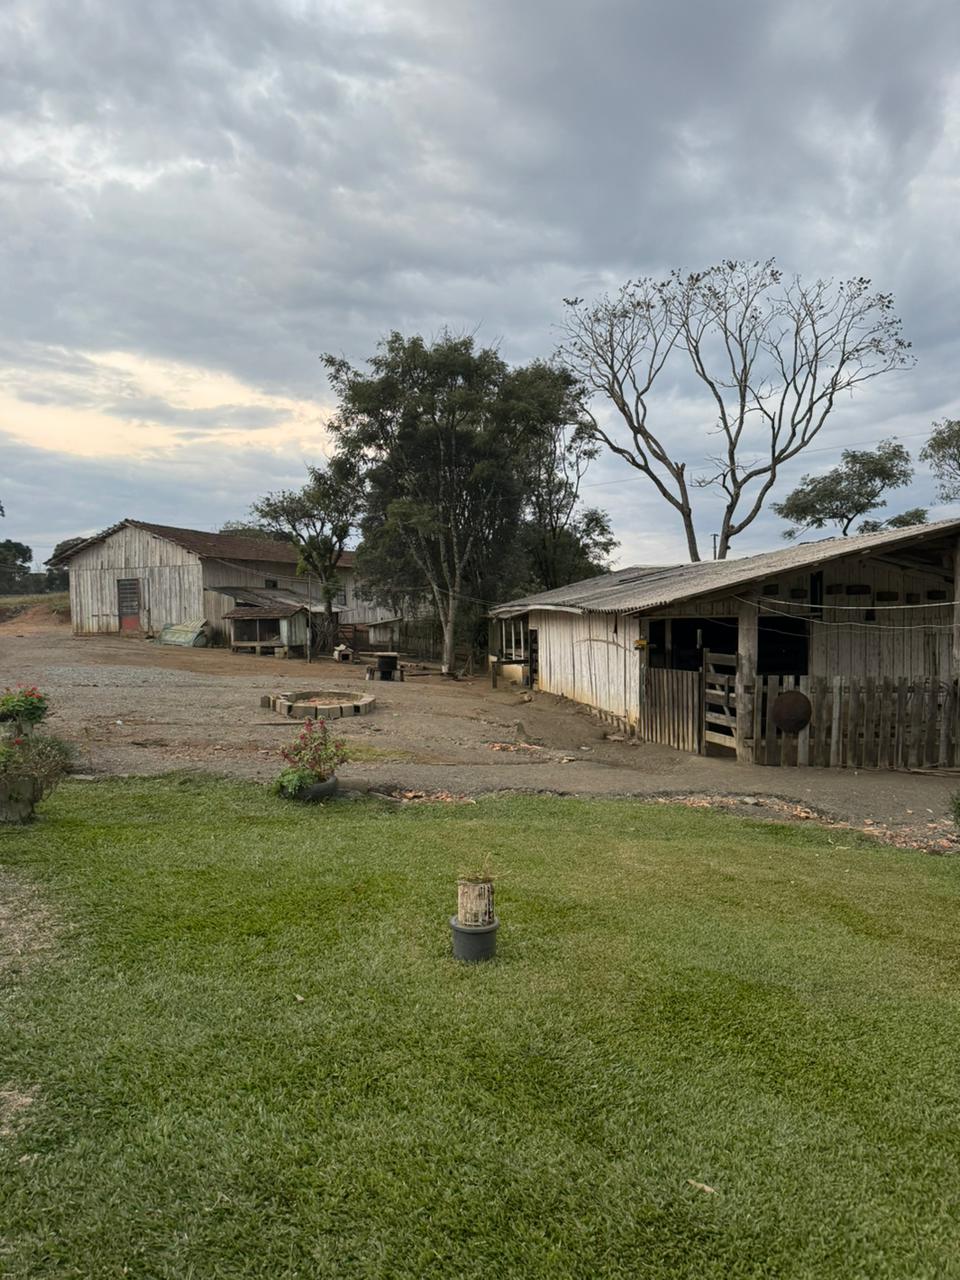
3, 0, 960, 568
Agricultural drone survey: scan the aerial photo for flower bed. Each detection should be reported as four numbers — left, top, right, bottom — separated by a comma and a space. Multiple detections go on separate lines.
261, 690, 375, 720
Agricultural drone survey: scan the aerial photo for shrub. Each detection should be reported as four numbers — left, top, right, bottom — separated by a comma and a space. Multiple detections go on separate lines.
273, 719, 348, 798
0, 733, 72, 793
0, 732, 73, 822
0, 685, 49, 725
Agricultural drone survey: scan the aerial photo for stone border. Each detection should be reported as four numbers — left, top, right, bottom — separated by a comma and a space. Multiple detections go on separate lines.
261, 690, 376, 719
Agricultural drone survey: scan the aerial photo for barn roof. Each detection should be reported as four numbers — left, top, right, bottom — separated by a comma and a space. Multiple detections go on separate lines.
222, 604, 304, 620
48, 519, 356, 569
491, 518, 960, 618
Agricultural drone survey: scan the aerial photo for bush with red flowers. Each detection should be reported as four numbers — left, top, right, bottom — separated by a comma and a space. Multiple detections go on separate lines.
273, 718, 348, 798
0, 685, 49, 726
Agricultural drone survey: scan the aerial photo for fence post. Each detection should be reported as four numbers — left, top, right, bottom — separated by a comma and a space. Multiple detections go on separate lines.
735, 597, 758, 764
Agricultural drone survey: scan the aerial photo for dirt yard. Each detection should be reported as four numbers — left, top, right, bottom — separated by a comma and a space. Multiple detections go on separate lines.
2, 606, 959, 849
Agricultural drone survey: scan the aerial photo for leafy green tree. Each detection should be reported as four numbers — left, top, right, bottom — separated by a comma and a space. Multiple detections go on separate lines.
251, 457, 364, 649
858, 508, 929, 535
920, 419, 960, 501
218, 521, 293, 542
499, 362, 617, 591
326, 332, 556, 673
771, 441, 921, 538
0, 540, 33, 593
560, 260, 913, 559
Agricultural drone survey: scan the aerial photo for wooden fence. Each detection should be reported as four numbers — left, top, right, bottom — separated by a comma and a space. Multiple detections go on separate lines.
637, 662, 960, 770
638, 667, 701, 753
750, 675, 960, 769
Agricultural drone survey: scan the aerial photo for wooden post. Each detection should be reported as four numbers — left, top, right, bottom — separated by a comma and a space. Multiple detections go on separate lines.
457, 879, 494, 927
953, 540, 960, 683
736, 596, 759, 764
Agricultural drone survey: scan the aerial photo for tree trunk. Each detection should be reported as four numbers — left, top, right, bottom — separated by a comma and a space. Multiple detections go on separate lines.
441, 615, 456, 674
681, 509, 701, 561
457, 879, 495, 926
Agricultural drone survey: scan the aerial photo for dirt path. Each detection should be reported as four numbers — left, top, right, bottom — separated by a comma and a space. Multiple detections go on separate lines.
1, 623, 958, 850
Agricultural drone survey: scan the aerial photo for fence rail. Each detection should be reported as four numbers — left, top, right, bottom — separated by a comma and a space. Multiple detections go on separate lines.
751, 675, 960, 770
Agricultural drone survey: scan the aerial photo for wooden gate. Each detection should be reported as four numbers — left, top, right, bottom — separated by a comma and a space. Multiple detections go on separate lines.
638, 667, 701, 752
702, 650, 737, 754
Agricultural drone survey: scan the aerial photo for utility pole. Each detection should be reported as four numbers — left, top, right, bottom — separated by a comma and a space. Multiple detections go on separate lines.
306, 573, 312, 664
712, 533, 719, 561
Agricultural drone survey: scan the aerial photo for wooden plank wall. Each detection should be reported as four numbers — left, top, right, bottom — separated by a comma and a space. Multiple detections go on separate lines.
752, 675, 960, 769
68, 525, 204, 634
638, 668, 701, 752
530, 609, 642, 728
651, 556, 952, 682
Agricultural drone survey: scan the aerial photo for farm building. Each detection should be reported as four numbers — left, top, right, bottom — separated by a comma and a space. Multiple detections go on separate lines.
48, 519, 393, 644
491, 519, 960, 771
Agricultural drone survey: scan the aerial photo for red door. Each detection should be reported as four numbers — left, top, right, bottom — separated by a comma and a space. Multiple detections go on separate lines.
117, 578, 141, 631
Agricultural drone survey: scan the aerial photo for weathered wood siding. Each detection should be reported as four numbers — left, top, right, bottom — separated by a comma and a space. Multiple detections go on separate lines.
649, 557, 952, 680
68, 525, 203, 634
529, 548, 954, 747
530, 609, 643, 727
201, 559, 302, 637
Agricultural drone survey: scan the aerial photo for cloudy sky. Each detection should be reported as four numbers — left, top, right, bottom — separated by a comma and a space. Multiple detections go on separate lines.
3, 0, 960, 567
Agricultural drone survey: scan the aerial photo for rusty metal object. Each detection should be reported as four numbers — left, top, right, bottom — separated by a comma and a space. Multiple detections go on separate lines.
771, 690, 812, 735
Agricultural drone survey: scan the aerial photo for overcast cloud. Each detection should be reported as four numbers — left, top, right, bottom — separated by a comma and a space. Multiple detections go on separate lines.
2, 0, 960, 564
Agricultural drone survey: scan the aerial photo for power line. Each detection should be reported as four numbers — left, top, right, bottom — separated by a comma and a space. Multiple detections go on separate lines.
581, 426, 938, 490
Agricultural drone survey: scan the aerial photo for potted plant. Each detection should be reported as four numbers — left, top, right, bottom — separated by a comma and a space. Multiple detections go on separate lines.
0, 734, 72, 824
450, 859, 499, 962
273, 717, 348, 801
0, 686, 49, 742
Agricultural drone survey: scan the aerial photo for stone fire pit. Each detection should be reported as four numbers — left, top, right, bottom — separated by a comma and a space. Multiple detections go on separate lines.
261, 689, 376, 720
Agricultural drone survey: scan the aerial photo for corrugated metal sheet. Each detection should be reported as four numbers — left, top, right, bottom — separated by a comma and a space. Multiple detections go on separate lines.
158, 619, 211, 647
492, 519, 960, 617
223, 604, 304, 620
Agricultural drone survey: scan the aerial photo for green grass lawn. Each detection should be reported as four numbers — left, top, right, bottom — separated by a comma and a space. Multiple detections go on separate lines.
3, 779, 960, 1279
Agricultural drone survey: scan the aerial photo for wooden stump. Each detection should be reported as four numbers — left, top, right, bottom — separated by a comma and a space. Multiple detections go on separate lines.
457, 879, 494, 927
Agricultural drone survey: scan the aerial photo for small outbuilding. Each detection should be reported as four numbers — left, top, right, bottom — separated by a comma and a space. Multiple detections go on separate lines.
491, 519, 960, 771
222, 602, 309, 658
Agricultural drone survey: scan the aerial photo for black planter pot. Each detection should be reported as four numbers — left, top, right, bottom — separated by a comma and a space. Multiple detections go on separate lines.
298, 776, 338, 802
450, 915, 499, 963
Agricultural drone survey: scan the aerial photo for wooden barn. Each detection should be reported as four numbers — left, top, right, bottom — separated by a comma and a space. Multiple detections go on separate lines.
491, 519, 960, 771
48, 520, 355, 644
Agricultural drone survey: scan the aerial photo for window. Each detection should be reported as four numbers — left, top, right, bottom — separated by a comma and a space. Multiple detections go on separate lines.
336, 585, 348, 607
264, 578, 278, 589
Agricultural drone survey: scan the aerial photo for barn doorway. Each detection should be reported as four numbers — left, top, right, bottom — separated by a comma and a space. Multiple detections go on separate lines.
117, 578, 142, 631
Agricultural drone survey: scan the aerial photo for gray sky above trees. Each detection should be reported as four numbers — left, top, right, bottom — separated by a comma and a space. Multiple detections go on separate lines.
3, 0, 960, 565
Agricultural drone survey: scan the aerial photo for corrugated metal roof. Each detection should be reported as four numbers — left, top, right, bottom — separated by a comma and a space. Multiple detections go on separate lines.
491, 518, 960, 617
212, 585, 321, 612
48, 519, 356, 569
223, 604, 303, 620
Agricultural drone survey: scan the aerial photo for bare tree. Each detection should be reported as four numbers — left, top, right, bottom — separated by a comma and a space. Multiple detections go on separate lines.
560, 260, 913, 560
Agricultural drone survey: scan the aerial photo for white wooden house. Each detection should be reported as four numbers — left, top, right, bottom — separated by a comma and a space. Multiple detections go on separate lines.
492, 519, 960, 771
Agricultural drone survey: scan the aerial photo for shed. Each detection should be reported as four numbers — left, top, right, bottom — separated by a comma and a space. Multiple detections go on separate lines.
222, 602, 308, 658
491, 519, 960, 771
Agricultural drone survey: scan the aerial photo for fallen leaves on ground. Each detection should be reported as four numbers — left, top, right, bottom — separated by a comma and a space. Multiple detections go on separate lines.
393, 790, 476, 805
653, 793, 959, 854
